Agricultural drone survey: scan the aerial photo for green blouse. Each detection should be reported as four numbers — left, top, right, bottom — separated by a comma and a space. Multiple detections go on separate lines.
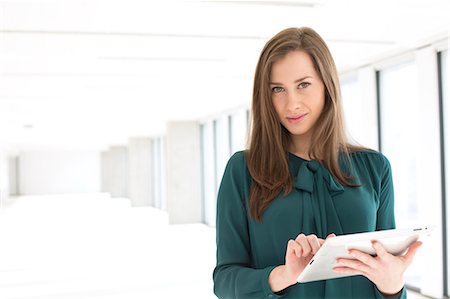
213, 150, 407, 299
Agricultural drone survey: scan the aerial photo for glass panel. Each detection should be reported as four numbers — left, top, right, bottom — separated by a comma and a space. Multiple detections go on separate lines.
230, 108, 247, 154
152, 137, 161, 209
201, 121, 216, 226
214, 115, 231, 198
341, 77, 363, 145
379, 61, 422, 287
441, 49, 449, 295
160, 137, 167, 211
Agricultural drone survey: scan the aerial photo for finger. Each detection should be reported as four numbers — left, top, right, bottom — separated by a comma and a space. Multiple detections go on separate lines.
286, 240, 296, 257
295, 233, 306, 242
402, 241, 422, 265
319, 233, 336, 245
287, 239, 303, 258
295, 234, 312, 257
327, 233, 336, 239
333, 265, 365, 277
335, 258, 371, 275
372, 241, 389, 259
306, 235, 321, 254
348, 249, 378, 269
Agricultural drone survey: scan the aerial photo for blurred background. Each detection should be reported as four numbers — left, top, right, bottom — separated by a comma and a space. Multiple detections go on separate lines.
0, 0, 448, 298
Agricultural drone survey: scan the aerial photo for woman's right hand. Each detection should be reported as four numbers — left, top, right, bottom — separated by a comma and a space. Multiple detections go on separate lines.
269, 233, 336, 292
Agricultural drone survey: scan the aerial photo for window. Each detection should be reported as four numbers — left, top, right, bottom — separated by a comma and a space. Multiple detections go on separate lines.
379, 50, 443, 296
200, 108, 247, 226
200, 121, 216, 226
214, 115, 231, 200
341, 77, 363, 145
440, 49, 449, 295
341, 69, 379, 150
230, 108, 247, 154
152, 137, 166, 211
378, 61, 423, 287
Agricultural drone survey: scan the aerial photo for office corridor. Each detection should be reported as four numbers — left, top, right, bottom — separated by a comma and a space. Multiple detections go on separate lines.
0, 194, 216, 298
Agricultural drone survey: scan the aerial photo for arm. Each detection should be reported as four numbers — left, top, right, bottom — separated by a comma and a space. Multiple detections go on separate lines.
212, 153, 282, 299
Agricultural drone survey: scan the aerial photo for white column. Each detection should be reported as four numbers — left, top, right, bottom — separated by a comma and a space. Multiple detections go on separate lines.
8, 156, 17, 196
0, 152, 9, 205
128, 137, 153, 207
101, 151, 111, 194
106, 146, 129, 198
415, 46, 443, 298
165, 121, 201, 224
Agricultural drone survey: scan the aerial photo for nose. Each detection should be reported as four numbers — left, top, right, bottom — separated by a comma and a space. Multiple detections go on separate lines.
286, 89, 302, 112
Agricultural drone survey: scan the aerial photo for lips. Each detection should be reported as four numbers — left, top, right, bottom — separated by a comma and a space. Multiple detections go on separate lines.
286, 113, 307, 123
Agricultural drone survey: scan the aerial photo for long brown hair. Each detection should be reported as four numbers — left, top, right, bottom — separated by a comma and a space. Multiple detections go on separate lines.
247, 27, 362, 222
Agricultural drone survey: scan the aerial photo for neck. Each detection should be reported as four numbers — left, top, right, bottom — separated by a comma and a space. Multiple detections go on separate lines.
290, 134, 312, 160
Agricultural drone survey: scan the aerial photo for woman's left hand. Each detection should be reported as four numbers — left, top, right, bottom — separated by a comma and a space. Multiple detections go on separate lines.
333, 240, 422, 295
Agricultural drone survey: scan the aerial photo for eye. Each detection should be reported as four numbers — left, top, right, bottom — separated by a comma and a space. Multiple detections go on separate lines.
271, 86, 284, 93
298, 82, 311, 89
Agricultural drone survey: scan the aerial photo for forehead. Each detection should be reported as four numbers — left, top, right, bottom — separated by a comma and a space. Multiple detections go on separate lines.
270, 50, 317, 81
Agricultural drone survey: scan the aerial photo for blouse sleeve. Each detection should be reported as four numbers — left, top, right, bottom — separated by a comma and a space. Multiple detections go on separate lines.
213, 153, 283, 299
374, 154, 407, 299
375, 154, 396, 231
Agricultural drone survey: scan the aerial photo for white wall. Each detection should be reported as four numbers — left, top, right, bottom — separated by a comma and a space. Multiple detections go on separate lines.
18, 150, 101, 195
128, 137, 153, 207
101, 146, 128, 198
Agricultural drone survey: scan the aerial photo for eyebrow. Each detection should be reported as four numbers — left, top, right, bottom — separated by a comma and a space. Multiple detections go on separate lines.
269, 76, 313, 85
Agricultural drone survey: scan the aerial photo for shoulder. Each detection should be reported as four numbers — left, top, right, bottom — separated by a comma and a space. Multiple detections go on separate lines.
223, 151, 251, 180
349, 149, 390, 167
226, 151, 247, 170
350, 149, 391, 176
217, 151, 252, 204
228, 150, 246, 163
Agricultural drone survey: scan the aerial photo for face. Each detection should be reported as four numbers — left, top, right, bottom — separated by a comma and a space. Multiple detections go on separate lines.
270, 50, 325, 144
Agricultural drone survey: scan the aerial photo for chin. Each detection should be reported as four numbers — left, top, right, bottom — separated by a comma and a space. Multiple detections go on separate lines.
286, 128, 310, 137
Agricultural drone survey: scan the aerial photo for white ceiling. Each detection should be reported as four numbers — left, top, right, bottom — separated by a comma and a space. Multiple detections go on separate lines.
0, 0, 449, 151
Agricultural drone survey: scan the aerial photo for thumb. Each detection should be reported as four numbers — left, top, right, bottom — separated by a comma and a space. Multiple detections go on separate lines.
403, 241, 422, 265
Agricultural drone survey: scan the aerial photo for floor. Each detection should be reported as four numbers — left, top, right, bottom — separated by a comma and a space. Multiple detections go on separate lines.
0, 194, 216, 299
0, 194, 433, 299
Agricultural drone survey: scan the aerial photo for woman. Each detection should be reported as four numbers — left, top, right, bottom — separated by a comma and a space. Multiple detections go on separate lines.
213, 27, 421, 298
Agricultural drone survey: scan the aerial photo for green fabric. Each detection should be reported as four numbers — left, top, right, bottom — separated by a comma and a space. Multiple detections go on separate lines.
213, 150, 407, 299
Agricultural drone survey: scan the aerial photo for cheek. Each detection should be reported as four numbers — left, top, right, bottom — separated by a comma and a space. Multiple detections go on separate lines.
317, 97, 325, 114
311, 91, 325, 113
272, 98, 284, 116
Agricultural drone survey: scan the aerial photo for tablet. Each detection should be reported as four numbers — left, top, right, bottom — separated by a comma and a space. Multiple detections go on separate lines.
296, 226, 433, 283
